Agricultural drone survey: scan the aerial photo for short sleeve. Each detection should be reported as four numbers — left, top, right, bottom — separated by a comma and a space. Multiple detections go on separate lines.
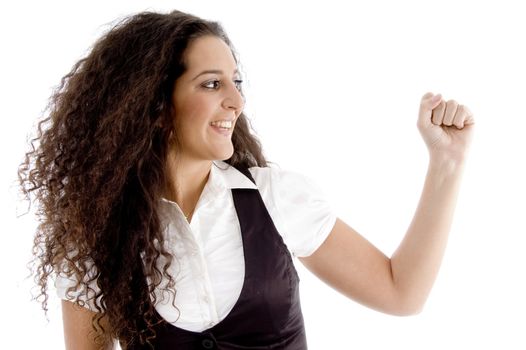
53, 259, 102, 311
250, 166, 337, 258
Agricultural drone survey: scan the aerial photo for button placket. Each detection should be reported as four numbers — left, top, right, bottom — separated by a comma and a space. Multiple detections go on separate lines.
185, 240, 214, 328
190, 250, 220, 326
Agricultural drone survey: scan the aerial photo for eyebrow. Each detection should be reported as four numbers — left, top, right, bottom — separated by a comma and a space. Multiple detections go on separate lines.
191, 69, 239, 81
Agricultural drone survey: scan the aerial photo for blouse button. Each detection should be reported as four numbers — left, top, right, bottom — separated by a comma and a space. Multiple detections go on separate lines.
201, 338, 214, 349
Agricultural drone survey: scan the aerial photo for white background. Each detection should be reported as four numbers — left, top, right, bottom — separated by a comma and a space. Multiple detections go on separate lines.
2, 0, 525, 349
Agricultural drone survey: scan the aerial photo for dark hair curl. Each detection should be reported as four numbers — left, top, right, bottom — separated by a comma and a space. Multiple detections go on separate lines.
18, 10, 266, 349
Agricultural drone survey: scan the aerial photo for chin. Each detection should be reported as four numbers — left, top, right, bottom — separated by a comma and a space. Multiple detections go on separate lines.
213, 145, 235, 161
219, 151, 235, 161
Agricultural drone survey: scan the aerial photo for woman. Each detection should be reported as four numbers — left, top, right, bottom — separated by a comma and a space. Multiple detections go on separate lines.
19, 9, 474, 350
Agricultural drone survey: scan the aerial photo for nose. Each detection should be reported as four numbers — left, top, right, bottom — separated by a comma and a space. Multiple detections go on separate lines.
222, 82, 245, 116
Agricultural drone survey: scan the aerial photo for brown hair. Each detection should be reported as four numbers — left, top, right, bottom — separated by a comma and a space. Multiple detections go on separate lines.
19, 10, 266, 348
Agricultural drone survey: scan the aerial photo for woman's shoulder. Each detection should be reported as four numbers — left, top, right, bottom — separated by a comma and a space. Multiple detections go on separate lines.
247, 163, 322, 194
216, 160, 328, 207
246, 163, 336, 258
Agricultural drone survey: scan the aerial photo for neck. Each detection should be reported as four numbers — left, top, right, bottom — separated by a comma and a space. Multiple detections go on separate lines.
164, 152, 212, 219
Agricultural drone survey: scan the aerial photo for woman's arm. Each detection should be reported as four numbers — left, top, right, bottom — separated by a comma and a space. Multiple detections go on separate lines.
299, 92, 475, 315
62, 300, 115, 350
389, 155, 466, 313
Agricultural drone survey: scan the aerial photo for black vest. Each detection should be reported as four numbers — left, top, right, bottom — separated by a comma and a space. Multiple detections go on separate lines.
128, 166, 308, 349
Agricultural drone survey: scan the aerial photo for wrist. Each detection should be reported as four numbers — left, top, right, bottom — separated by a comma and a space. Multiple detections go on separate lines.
428, 153, 467, 175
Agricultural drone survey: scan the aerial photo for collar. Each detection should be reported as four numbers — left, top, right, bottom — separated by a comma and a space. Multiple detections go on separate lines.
159, 160, 258, 208
211, 160, 258, 190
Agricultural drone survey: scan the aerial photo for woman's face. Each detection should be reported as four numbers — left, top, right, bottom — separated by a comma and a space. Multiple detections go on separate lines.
171, 35, 244, 162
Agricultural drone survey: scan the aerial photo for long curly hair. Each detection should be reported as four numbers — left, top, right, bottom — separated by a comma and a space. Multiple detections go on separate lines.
18, 10, 267, 348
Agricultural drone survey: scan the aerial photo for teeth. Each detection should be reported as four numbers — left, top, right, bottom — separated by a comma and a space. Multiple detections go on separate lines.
210, 120, 233, 129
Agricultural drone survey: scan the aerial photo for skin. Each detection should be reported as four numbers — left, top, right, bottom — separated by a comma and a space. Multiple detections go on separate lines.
163, 35, 245, 220
62, 35, 475, 348
62, 300, 114, 350
300, 93, 475, 315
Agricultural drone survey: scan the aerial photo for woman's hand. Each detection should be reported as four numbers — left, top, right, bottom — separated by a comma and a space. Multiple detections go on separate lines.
417, 92, 475, 162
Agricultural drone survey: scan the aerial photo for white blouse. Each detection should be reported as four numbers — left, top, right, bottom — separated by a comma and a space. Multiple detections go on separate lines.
55, 161, 336, 332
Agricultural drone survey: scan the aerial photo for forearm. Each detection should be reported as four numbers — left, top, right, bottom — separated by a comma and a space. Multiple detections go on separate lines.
390, 155, 467, 313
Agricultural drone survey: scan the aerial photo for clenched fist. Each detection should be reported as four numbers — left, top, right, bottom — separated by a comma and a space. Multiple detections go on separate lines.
417, 92, 475, 161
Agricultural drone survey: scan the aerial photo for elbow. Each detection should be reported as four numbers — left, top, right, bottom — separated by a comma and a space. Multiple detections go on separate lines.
394, 304, 424, 317
390, 298, 426, 316
384, 290, 426, 316
388, 279, 428, 316
368, 295, 425, 316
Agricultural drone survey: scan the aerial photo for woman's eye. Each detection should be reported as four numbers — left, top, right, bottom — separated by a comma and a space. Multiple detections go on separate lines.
202, 80, 221, 89
201, 79, 243, 91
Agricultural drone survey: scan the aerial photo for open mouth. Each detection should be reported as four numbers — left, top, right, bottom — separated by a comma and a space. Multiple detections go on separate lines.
210, 120, 233, 130
209, 119, 235, 136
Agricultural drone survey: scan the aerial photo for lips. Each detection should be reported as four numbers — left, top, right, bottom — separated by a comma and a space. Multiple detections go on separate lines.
210, 125, 233, 136
210, 120, 233, 129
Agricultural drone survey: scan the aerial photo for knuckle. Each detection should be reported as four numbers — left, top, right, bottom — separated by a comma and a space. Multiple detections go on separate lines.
422, 92, 433, 100
446, 99, 458, 107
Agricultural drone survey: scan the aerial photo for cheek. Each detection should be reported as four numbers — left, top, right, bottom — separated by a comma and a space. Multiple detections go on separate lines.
176, 95, 215, 132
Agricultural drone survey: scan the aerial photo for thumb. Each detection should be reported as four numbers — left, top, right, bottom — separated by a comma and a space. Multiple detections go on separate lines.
418, 92, 442, 127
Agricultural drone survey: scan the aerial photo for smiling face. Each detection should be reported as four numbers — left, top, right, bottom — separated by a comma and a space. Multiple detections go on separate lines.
170, 35, 245, 162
